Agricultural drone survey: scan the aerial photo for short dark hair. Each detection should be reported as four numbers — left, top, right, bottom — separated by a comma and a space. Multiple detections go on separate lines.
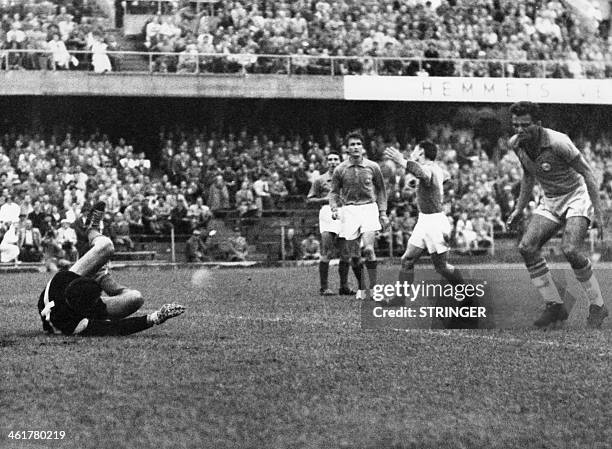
418, 140, 438, 161
509, 101, 541, 121
64, 278, 103, 315
327, 151, 341, 159
345, 130, 364, 145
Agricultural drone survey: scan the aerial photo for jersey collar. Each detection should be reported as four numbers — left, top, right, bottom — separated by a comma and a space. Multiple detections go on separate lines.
348, 157, 366, 167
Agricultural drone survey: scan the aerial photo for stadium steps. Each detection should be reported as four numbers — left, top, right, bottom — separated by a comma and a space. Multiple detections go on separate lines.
114, 33, 149, 72
0, 262, 45, 273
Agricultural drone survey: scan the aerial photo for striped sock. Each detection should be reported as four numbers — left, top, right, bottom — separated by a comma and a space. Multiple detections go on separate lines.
573, 259, 604, 307
527, 258, 562, 304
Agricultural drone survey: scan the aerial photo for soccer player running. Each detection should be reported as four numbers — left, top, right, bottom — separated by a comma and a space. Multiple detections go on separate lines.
329, 131, 388, 300
37, 201, 185, 336
506, 101, 608, 329
307, 151, 355, 296
383, 141, 464, 306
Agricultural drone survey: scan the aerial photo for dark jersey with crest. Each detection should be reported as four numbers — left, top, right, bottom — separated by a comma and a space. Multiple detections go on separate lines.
37, 271, 107, 335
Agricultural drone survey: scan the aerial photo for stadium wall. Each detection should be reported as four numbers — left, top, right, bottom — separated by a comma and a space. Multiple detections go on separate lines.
1, 73, 611, 104
0, 72, 344, 99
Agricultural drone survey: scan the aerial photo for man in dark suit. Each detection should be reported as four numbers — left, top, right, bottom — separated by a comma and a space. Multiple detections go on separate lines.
18, 219, 43, 262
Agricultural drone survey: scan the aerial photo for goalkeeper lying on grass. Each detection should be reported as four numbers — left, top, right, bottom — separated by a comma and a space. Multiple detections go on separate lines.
37, 201, 184, 336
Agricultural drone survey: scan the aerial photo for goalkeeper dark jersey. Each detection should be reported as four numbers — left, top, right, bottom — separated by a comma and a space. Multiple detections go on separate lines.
37, 271, 151, 336
37, 271, 108, 335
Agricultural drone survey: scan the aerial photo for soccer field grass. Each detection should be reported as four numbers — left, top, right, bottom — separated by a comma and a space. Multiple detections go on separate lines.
2, 265, 611, 449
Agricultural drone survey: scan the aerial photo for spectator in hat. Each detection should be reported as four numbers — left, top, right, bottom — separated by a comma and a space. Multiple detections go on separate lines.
185, 229, 208, 262
56, 218, 79, 261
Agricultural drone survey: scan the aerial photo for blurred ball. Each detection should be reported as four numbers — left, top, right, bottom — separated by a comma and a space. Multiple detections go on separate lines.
191, 268, 213, 288
591, 252, 601, 264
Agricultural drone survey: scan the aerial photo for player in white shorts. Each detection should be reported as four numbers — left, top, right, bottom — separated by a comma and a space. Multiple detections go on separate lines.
506, 101, 607, 329
383, 140, 465, 305
307, 152, 355, 296
329, 131, 388, 300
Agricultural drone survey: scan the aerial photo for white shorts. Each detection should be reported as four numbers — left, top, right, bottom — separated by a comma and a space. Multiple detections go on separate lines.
408, 212, 451, 255
534, 184, 593, 224
339, 203, 381, 241
319, 205, 341, 234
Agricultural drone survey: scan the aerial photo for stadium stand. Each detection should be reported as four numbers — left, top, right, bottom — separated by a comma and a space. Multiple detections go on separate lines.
128, 0, 612, 77
0, 0, 117, 71
2, 0, 610, 77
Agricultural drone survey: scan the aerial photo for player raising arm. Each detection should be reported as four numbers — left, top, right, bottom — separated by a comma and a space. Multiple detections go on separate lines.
37, 202, 185, 336
506, 101, 608, 329
383, 141, 464, 306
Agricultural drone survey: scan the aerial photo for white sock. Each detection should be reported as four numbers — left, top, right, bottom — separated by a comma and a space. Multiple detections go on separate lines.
531, 271, 563, 304
579, 276, 604, 307
573, 260, 604, 307
147, 311, 159, 325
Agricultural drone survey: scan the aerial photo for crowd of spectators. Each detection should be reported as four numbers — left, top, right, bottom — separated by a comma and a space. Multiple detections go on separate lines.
1, 123, 611, 265
155, 123, 612, 255
0, 0, 119, 72
3, 0, 610, 78
136, 0, 612, 78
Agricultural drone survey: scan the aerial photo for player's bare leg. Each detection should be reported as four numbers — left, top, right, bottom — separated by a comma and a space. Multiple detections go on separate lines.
77, 202, 128, 296
71, 204, 144, 319
70, 233, 115, 279
103, 290, 145, 319
518, 214, 567, 327
319, 231, 336, 296
562, 216, 608, 328
70, 233, 145, 319
337, 238, 354, 295
361, 230, 378, 300
431, 252, 464, 285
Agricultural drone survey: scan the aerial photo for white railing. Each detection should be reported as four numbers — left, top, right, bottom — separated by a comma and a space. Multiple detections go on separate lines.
1, 49, 610, 79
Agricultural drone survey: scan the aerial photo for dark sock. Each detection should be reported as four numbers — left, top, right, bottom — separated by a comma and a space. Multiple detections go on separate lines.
81, 316, 153, 336
365, 260, 377, 289
351, 258, 364, 290
398, 267, 414, 299
445, 266, 464, 285
319, 261, 329, 290
339, 260, 350, 288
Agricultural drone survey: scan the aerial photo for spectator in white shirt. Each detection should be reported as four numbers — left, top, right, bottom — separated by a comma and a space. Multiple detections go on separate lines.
0, 194, 21, 225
